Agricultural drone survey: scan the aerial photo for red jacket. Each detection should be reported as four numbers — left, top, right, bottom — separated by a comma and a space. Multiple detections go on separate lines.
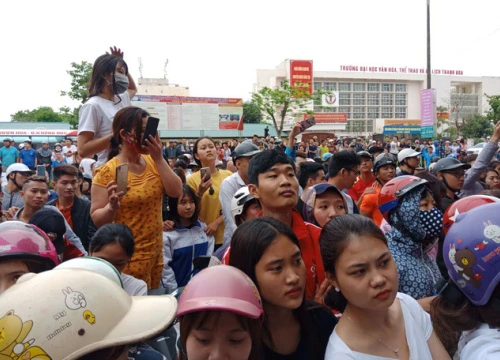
291, 209, 325, 300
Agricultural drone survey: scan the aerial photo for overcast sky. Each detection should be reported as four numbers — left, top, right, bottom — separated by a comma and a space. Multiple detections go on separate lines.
1, 0, 499, 123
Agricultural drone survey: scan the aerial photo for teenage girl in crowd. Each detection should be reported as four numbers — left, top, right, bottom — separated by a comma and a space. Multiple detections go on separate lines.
432, 202, 500, 359
78, 46, 137, 166
229, 217, 337, 359
177, 265, 263, 360
485, 168, 500, 189
162, 184, 214, 292
89, 223, 148, 296
301, 183, 347, 228
0, 221, 58, 294
187, 137, 231, 249
91, 107, 182, 289
320, 214, 449, 359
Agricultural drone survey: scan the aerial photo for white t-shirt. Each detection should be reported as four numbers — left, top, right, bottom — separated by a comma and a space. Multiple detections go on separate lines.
458, 323, 500, 360
120, 273, 147, 296
390, 141, 399, 155
79, 158, 96, 179
325, 293, 433, 360
62, 145, 77, 164
78, 91, 131, 166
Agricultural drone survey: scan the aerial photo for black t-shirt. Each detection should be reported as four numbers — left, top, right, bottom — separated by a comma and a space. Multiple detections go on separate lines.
262, 301, 337, 360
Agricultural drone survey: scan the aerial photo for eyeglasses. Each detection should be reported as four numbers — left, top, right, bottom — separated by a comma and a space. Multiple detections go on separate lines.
443, 170, 466, 178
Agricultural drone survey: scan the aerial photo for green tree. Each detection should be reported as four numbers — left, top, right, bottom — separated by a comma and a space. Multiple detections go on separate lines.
486, 94, 500, 123
461, 114, 493, 139
59, 106, 79, 129
242, 101, 262, 123
11, 107, 63, 123
60, 61, 93, 103
251, 80, 324, 137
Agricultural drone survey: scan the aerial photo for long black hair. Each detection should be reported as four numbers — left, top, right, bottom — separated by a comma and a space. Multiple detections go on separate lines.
89, 223, 135, 258
88, 53, 128, 104
108, 107, 149, 161
229, 217, 323, 358
168, 185, 200, 227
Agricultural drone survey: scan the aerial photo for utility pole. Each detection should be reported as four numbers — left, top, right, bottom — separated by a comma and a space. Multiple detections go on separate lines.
427, 0, 431, 89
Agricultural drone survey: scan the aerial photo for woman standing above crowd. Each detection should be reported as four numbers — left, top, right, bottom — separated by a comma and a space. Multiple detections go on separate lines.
187, 137, 231, 249
78, 46, 137, 166
320, 214, 449, 359
91, 106, 182, 289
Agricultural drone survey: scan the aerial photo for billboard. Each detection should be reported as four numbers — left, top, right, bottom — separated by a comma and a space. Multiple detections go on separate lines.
290, 60, 313, 94
132, 95, 243, 131
304, 113, 347, 123
383, 126, 421, 135
421, 89, 436, 127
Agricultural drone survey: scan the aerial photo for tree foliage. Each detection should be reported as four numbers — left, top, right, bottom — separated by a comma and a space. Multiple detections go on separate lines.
11, 106, 78, 127
60, 61, 93, 103
242, 101, 262, 123
251, 80, 324, 137
461, 114, 493, 139
486, 94, 500, 123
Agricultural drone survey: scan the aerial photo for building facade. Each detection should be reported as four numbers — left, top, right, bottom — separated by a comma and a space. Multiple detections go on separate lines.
136, 77, 190, 97
255, 60, 500, 136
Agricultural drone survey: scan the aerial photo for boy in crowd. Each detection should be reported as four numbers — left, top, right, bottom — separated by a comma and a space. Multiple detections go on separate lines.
327, 150, 361, 214
19, 139, 37, 170
247, 149, 326, 301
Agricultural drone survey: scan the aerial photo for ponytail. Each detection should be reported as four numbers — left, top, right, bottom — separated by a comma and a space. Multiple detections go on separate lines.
107, 136, 121, 161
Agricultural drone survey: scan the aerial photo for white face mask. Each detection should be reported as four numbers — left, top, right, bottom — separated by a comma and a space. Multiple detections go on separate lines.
112, 73, 129, 94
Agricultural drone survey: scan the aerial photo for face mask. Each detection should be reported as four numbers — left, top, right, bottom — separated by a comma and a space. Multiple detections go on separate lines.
419, 206, 443, 240
113, 73, 129, 94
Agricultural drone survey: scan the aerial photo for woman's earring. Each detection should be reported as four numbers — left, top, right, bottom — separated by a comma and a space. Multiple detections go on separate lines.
335, 287, 340, 292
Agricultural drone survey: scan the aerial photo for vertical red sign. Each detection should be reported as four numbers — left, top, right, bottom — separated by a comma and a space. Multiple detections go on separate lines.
290, 60, 313, 94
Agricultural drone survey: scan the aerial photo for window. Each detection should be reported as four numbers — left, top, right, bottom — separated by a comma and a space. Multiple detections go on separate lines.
367, 93, 379, 105
314, 82, 322, 91
353, 93, 365, 106
339, 83, 351, 92
381, 107, 393, 118
339, 93, 351, 105
367, 83, 379, 92
381, 93, 393, 106
395, 107, 407, 119
339, 107, 351, 118
395, 84, 406, 92
367, 107, 379, 118
366, 120, 374, 132
382, 84, 393, 92
395, 93, 407, 105
353, 83, 366, 92
353, 107, 366, 119
352, 120, 366, 132
324, 82, 336, 91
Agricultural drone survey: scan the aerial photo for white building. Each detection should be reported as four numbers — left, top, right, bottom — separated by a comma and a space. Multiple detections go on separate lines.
255, 60, 500, 136
137, 77, 190, 97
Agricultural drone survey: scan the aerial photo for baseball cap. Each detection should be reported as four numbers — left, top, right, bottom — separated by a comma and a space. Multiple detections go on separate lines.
29, 208, 67, 254
322, 152, 333, 162
0, 268, 177, 359
6, 163, 33, 176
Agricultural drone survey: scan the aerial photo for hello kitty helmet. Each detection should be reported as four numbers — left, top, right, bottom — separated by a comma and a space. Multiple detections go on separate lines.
443, 195, 500, 235
444, 202, 500, 305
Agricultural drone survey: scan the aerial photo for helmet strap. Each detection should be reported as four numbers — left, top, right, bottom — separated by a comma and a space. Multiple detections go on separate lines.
11, 172, 23, 190
435, 278, 465, 305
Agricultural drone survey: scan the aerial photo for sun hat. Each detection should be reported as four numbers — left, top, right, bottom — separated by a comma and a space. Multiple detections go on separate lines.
0, 268, 177, 359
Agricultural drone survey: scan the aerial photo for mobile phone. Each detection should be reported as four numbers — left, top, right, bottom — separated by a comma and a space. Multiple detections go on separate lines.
36, 165, 46, 177
141, 117, 160, 145
200, 167, 211, 182
299, 116, 316, 132
116, 164, 129, 195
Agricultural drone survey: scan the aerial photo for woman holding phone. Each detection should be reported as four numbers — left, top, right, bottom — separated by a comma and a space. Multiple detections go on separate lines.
187, 137, 231, 249
90, 106, 182, 289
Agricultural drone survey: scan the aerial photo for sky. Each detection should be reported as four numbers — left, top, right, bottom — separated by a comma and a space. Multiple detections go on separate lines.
1, 0, 500, 123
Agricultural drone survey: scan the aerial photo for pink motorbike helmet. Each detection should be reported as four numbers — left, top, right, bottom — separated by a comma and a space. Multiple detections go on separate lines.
0, 221, 59, 271
178, 265, 263, 320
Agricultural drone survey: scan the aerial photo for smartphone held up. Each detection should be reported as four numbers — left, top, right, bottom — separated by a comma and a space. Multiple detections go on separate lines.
298, 116, 316, 133
142, 117, 160, 146
116, 164, 129, 195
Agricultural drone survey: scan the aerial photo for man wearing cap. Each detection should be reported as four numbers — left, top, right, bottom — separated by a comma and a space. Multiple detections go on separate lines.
18, 139, 37, 170
1, 163, 33, 213
397, 148, 421, 176
165, 140, 180, 158
348, 151, 375, 203
37, 141, 53, 178
0, 138, 19, 172
433, 158, 471, 212
219, 142, 261, 244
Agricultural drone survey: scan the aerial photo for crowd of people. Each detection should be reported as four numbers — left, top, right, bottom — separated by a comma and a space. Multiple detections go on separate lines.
0, 47, 500, 360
